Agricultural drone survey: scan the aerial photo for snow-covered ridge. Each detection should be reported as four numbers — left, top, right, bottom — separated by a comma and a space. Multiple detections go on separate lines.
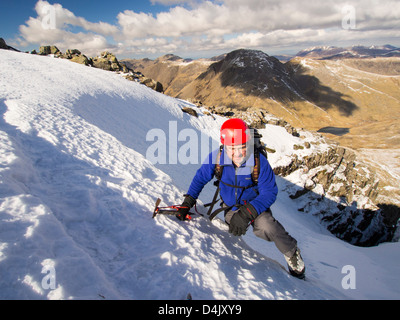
296, 44, 400, 59
0, 50, 399, 300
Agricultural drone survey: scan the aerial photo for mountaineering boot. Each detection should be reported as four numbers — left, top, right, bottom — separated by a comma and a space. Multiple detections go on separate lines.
285, 248, 305, 279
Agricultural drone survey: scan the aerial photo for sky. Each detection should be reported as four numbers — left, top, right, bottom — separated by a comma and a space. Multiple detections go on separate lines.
1, 0, 400, 59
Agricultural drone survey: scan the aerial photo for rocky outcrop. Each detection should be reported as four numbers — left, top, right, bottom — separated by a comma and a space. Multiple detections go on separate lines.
139, 77, 164, 93
124, 73, 164, 93
35, 46, 92, 66
61, 49, 92, 66
275, 146, 379, 203
31, 46, 163, 93
92, 51, 130, 73
0, 38, 20, 52
69, 54, 91, 66
38, 45, 60, 55
274, 145, 399, 246
198, 103, 300, 137
0, 38, 8, 50
181, 107, 198, 117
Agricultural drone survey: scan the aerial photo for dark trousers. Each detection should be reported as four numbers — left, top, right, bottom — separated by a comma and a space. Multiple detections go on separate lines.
225, 209, 297, 257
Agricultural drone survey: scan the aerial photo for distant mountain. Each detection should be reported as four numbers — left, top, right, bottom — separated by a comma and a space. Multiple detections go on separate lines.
189, 49, 301, 102
296, 44, 400, 59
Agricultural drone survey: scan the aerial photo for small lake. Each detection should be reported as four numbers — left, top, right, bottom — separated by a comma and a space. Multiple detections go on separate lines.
317, 127, 350, 136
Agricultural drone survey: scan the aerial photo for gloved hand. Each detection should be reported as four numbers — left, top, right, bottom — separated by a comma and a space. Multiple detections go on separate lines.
228, 203, 258, 236
176, 195, 196, 221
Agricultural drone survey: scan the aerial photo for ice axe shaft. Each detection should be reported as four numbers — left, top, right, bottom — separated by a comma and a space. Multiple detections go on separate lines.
152, 198, 192, 220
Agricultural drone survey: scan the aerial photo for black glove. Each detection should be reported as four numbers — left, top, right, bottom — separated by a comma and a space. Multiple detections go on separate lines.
176, 195, 196, 221
229, 203, 258, 236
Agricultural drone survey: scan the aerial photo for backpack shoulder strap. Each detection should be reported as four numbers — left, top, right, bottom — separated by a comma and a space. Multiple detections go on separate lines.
214, 145, 224, 180
251, 147, 261, 185
250, 126, 269, 185
204, 145, 224, 219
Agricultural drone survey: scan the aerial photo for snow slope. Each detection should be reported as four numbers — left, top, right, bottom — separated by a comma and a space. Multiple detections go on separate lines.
0, 50, 399, 300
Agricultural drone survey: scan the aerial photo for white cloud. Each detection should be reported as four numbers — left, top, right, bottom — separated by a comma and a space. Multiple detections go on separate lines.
117, 3, 227, 38
33, 0, 119, 35
17, 0, 400, 58
18, 0, 117, 56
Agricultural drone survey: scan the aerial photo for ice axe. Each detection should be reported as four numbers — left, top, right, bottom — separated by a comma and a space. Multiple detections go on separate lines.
152, 198, 193, 221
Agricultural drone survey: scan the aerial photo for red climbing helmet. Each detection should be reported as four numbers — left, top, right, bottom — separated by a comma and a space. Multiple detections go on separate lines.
220, 118, 250, 145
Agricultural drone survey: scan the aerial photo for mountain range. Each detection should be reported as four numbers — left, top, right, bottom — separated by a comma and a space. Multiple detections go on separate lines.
296, 44, 400, 59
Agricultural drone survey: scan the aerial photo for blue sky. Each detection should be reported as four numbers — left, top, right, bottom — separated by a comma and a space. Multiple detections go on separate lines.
1, 0, 168, 41
1, 0, 399, 59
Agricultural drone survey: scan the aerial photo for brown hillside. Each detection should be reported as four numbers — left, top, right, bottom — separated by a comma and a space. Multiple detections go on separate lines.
288, 57, 400, 150
177, 49, 337, 129
121, 54, 215, 96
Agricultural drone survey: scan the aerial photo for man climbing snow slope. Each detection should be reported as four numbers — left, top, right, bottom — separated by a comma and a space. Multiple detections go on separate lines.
177, 118, 306, 279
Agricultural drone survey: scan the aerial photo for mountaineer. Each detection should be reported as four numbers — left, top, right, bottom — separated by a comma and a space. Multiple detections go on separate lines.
177, 118, 305, 278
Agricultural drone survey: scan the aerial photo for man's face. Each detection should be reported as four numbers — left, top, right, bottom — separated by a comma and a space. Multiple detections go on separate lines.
225, 143, 247, 165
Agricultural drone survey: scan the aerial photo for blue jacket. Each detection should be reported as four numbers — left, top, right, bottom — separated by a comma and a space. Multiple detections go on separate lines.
187, 147, 278, 215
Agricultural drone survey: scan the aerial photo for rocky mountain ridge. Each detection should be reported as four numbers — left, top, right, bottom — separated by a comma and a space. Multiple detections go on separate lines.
274, 142, 395, 246
296, 44, 400, 60
25, 45, 164, 93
